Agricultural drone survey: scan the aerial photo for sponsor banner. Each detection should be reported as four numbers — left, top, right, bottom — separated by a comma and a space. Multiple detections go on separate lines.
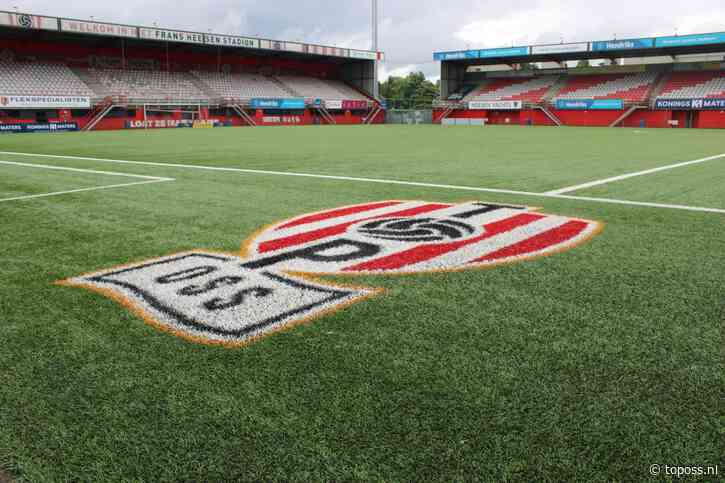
591, 38, 654, 51
251, 98, 306, 109
127, 119, 195, 129
478, 46, 530, 58
555, 99, 624, 110
468, 100, 522, 110
0, 122, 78, 133
531, 42, 589, 55
61, 201, 601, 346
139, 28, 258, 48
284, 42, 304, 53
0, 12, 58, 31
192, 120, 216, 129
324, 100, 343, 110
304, 45, 348, 57
262, 115, 302, 124
433, 50, 471, 61
139, 27, 205, 44
261, 39, 286, 50
654, 98, 725, 110
60, 19, 137, 38
349, 49, 379, 60
342, 100, 368, 110
655, 32, 725, 48
0, 95, 91, 109
205, 33, 259, 49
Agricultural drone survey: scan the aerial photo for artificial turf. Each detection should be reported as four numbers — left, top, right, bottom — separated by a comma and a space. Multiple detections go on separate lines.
0, 125, 723, 482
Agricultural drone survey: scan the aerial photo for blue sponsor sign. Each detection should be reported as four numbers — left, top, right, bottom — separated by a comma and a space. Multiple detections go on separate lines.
555, 99, 624, 110
433, 50, 477, 61
591, 38, 654, 51
250, 98, 306, 109
655, 32, 725, 48
655, 98, 725, 110
478, 46, 530, 58
0, 122, 79, 133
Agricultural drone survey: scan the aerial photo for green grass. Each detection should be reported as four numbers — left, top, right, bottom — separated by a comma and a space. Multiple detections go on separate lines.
0, 164, 141, 200
578, 161, 725, 209
0, 126, 723, 482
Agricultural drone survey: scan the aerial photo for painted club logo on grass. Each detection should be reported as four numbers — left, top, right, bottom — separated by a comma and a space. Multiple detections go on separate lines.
59, 201, 602, 346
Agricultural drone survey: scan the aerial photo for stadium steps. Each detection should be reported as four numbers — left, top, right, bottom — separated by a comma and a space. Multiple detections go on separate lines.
647, 72, 672, 106
609, 105, 643, 127
313, 105, 337, 124
83, 99, 116, 131
535, 106, 562, 126
230, 104, 257, 126
461, 80, 490, 102
345, 81, 377, 103
541, 75, 566, 103
270, 76, 303, 97
434, 104, 456, 123
364, 104, 383, 124
72, 67, 107, 100
187, 75, 219, 99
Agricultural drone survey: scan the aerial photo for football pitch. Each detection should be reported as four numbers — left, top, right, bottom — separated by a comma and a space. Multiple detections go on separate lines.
1, 125, 723, 482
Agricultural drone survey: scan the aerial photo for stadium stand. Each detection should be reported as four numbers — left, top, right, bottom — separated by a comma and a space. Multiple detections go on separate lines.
554, 72, 658, 103
83, 69, 209, 100
275, 76, 369, 101
0, 61, 94, 96
464, 76, 559, 103
192, 72, 293, 99
657, 71, 725, 98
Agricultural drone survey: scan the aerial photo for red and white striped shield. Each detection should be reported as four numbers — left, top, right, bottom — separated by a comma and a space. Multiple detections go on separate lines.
62, 200, 602, 346
243, 200, 602, 275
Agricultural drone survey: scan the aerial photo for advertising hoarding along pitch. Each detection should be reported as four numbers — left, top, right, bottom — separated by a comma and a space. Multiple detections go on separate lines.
250, 98, 306, 109
555, 99, 624, 110
654, 98, 725, 110
591, 38, 654, 51
0, 95, 91, 109
324, 100, 343, 110
0, 122, 79, 133
342, 100, 368, 110
468, 100, 523, 110
61, 19, 137, 38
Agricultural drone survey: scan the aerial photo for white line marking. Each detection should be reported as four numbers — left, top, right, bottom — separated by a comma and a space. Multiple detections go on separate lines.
0, 150, 541, 196
0, 179, 172, 203
0, 151, 722, 215
0, 160, 173, 181
0, 159, 174, 203
548, 194, 725, 214
546, 153, 725, 195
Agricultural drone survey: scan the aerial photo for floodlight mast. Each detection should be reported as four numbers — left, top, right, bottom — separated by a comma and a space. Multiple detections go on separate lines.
372, 0, 380, 98
372, 0, 378, 52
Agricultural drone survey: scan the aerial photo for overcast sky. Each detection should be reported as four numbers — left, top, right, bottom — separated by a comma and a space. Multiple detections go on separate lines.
3, 0, 725, 79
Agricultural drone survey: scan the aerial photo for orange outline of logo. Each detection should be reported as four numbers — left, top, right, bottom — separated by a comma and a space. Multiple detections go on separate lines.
57, 200, 604, 348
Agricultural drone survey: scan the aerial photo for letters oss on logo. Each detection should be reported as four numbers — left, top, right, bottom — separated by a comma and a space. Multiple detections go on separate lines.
60, 201, 602, 346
